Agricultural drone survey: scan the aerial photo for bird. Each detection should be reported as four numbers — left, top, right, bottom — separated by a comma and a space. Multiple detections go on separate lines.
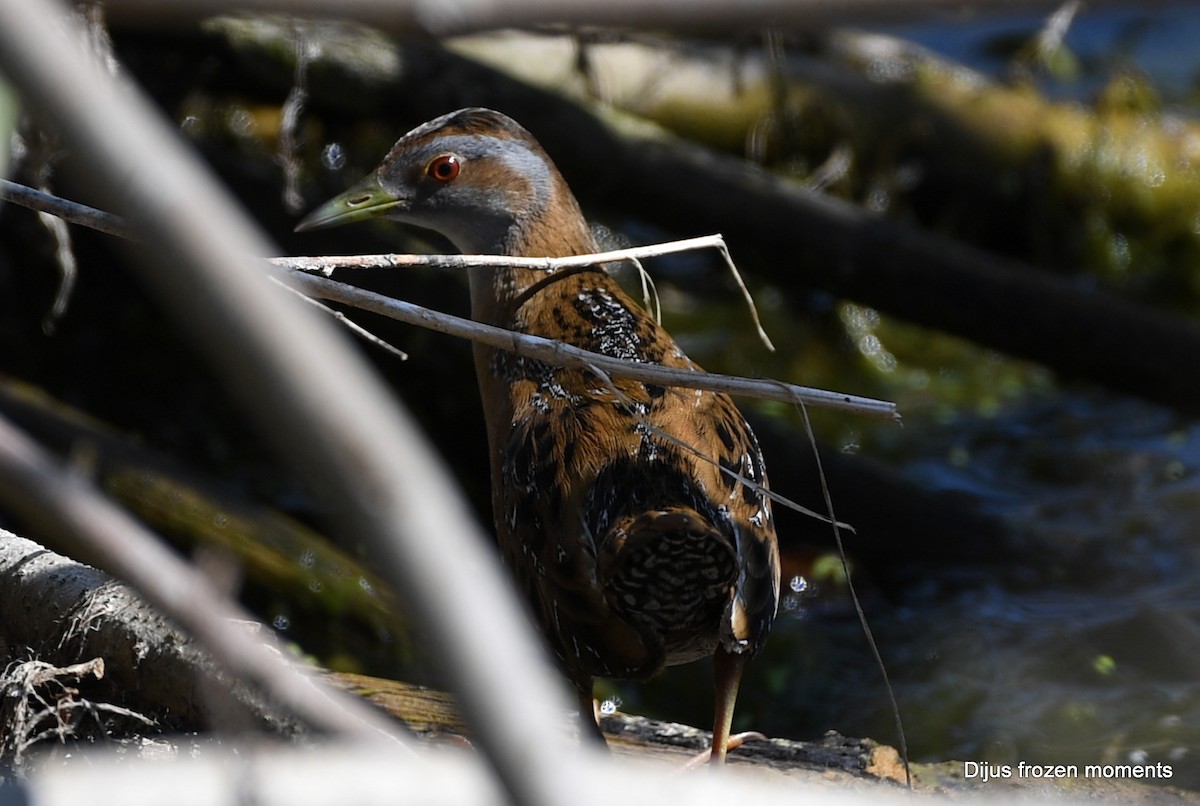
296, 108, 781, 764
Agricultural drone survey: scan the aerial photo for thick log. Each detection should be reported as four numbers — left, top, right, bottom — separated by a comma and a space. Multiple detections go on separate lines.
0, 530, 302, 736
328, 670, 1200, 802
611, 141, 1200, 414
208, 20, 1200, 415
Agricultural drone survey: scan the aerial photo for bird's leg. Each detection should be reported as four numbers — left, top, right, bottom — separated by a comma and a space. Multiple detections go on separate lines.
576, 676, 608, 748
680, 648, 765, 769
709, 647, 746, 765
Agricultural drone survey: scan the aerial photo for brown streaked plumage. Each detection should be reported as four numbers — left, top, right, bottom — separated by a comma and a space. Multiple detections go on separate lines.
297, 108, 781, 763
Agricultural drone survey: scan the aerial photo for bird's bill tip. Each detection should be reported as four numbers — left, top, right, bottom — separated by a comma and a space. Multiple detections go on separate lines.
293, 175, 403, 233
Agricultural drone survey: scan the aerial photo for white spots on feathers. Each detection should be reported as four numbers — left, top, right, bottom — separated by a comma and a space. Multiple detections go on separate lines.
574, 287, 643, 361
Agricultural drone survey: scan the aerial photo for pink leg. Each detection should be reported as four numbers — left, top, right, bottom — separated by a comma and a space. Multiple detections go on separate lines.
709, 648, 745, 765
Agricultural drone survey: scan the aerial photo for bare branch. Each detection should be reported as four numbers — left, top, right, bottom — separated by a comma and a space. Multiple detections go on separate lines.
286, 270, 898, 420
96, 0, 1137, 38
0, 180, 134, 240
0, 180, 896, 419
278, 234, 733, 274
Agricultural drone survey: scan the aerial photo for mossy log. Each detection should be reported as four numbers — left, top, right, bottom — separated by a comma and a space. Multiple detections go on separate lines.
0, 530, 301, 737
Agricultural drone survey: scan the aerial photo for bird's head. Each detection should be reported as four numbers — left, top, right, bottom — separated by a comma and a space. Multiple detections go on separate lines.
296, 108, 591, 258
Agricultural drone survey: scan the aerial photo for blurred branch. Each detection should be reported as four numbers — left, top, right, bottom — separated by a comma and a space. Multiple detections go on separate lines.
98, 0, 1141, 37
13, 741, 919, 806
0, 377, 409, 651
0, 3, 590, 805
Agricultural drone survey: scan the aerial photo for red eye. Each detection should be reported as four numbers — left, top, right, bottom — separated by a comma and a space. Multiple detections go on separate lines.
426, 154, 460, 182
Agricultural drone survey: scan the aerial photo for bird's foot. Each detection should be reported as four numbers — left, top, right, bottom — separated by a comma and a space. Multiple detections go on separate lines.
680, 731, 768, 770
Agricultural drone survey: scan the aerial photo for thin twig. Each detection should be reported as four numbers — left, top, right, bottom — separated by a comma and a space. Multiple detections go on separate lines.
277, 234, 732, 273
794, 398, 911, 789
277, 25, 313, 214
626, 256, 662, 325
0, 179, 134, 239
713, 240, 775, 351
271, 277, 409, 360
36, 204, 78, 332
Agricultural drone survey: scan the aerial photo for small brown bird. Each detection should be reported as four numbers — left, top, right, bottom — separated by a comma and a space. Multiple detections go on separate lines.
297, 108, 781, 763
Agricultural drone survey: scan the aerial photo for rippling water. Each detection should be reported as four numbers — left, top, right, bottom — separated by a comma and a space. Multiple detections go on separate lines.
753, 391, 1200, 787
617, 390, 1200, 786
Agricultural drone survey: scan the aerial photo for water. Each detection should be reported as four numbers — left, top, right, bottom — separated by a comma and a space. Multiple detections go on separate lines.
888, 5, 1200, 103
744, 389, 1200, 787
762, 11, 1200, 784
635, 240, 1200, 789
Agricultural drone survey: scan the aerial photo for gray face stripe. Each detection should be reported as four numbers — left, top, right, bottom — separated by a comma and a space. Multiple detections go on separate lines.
489, 140, 554, 207
381, 132, 554, 253
410, 133, 553, 203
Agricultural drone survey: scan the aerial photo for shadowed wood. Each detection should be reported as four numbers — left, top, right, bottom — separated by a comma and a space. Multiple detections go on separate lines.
297, 107, 782, 764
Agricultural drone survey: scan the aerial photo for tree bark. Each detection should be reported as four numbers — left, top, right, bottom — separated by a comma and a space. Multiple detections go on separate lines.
0, 529, 303, 736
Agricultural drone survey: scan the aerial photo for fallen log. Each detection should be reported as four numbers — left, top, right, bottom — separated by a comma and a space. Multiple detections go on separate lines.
195, 19, 1200, 414
0, 530, 303, 737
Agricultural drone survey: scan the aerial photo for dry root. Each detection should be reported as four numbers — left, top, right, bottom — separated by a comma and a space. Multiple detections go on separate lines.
0, 657, 154, 772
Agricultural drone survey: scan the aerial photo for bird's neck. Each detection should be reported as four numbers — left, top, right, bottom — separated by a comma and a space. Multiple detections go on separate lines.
466, 182, 599, 328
